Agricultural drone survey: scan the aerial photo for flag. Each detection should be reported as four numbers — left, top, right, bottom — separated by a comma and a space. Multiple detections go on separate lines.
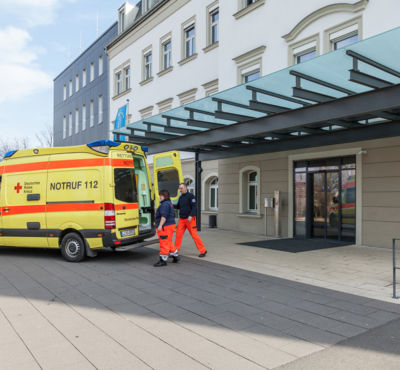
114, 105, 127, 141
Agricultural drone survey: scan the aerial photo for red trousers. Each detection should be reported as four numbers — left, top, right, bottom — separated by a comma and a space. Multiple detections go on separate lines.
157, 224, 176, 258
175, 217, 206, 254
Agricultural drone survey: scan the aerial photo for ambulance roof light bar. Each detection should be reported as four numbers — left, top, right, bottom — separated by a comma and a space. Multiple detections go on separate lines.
87, 140, 120, 154
3, 150, 17, 159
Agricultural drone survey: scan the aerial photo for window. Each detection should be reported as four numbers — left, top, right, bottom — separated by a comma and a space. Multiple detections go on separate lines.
75, 109, 79, 134
210, 9, 219, 44
143, 0, 151, 12
98, 56, 103, 75
333, 33, 358, 50
98, 95, 103, 124
185, 25, 195, 58
243, 70, 260, 83
90, 62, 94, 82
156, 169, 180, 198
144, 52, 152, 80
118, 9, 125, 34
69, 80, 72, 97
162, 40, 172, 70
296, 49, 316, 64
82, 69, 87, 87
63, 84, 67, 101
116, 71, 122, 94
114, 168, 138, 203
63, 116, 66, 138
209, 177, 218, 210
184, 178, 195, 194
68, 112, 72, 136
248, 171, 258, 211
75, 74, 79, 92
90, 100, 94, 127
82, 105, 86, 130
124, 66, 130, 90
239, 166, 260, 214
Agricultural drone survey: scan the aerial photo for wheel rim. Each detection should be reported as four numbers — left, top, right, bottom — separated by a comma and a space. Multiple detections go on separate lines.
65, 239, 80, 258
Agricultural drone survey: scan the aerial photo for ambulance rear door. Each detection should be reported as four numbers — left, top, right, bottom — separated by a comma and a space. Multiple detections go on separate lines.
111, 151, 140, 240
152, 151, 183, 208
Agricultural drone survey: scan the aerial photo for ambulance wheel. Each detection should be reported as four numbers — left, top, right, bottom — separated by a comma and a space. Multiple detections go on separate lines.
60, 232, 86, 262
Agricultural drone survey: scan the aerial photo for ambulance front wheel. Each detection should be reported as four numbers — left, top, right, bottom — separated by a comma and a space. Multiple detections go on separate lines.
60, 232, 86, 262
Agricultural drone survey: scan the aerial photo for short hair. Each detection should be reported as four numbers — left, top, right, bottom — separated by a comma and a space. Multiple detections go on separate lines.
159, 189, 170, 200
179, 183, 187, 187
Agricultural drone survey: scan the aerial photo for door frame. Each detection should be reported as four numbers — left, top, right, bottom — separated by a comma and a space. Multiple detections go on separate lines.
288, 147, 363, 246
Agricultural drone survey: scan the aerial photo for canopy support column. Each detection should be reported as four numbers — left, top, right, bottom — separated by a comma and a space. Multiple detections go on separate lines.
195, 151, 202, 231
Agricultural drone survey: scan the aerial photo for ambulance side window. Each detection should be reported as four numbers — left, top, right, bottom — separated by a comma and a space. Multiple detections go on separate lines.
157, 169, 179, 198
114, 168, 138, 203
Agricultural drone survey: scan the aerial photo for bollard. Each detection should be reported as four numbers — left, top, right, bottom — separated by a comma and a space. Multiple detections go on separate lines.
393, 239, 400, 299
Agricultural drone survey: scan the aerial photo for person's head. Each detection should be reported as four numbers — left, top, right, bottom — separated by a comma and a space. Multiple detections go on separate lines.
179, 183, 188, 194
159, 189, 170, 202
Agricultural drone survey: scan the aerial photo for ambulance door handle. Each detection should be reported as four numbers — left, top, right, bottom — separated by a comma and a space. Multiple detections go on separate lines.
122, 206, 126, 210
3, 208, 10, 212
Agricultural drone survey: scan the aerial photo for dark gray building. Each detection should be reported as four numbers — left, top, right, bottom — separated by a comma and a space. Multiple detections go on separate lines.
53, 22, 118, 147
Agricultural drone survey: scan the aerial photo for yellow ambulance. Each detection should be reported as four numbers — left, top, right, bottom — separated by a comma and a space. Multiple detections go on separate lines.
0, 140, 183, 262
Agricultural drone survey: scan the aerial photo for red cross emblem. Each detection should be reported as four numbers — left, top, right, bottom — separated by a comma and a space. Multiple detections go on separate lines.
14, 182, 22, 193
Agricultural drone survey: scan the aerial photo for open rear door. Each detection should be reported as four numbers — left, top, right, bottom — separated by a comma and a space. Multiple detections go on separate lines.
153, 151, 183, 208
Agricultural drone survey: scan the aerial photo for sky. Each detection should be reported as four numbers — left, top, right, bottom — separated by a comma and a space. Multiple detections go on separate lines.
0, 0, 131, 147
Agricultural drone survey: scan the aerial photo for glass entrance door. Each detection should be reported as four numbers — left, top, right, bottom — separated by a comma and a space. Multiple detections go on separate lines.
312, 171, 339, 240
294, 156, 356, 242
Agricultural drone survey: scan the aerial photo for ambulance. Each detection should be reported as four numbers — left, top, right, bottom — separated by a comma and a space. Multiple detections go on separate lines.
0, 140, 183, 262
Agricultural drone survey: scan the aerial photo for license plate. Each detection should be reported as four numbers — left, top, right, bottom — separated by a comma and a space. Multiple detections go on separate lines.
121, 229, 135, 237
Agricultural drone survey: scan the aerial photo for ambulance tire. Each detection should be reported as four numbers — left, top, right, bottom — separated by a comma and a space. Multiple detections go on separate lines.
60, 232, 86, 262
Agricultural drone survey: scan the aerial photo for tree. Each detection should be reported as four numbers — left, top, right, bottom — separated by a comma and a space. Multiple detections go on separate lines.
0, 137, 30, 158
35, 124, 53, 148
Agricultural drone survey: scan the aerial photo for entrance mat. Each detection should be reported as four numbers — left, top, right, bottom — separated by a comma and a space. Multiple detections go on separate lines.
237, 238, 353, 253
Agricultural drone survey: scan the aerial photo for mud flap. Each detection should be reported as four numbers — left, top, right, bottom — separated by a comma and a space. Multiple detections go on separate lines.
84, 239, 98, 258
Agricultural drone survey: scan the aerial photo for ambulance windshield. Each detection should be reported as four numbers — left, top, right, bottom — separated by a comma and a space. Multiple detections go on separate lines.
114, 168, 138, 203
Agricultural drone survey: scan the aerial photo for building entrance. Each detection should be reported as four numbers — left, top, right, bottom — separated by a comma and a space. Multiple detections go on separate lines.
294, 157, 356, 242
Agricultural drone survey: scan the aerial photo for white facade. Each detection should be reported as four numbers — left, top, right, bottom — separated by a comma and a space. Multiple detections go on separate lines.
107, 0, 400, 131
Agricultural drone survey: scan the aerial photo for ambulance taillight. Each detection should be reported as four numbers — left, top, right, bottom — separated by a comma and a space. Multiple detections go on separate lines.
104, 203, 116, 229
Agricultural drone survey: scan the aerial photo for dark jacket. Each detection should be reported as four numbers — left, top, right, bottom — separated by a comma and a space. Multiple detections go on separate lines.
175, 192, 197, 219
155, 199, 175, 227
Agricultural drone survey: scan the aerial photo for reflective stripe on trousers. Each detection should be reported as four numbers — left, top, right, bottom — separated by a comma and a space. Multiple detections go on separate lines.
157, 224, 176, 260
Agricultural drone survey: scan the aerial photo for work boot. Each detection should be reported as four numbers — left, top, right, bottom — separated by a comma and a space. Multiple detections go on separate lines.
172, 255, 181, 263
153, 257, 167, 267
198, 251, 207, 258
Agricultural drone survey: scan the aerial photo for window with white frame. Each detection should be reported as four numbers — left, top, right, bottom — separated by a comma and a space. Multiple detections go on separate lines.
118, 9, 125, 34
332, 32, 358, 50
124, 66, 130, 89
248, 171, 258, 211
69, 80, 72, 97
210, 8, 219, 45
289, 35, 319, 66
116, 71, 122, 95
63, 84, 67, 101
144, 52, 152, 80
98, 95, 103, 124
143, 0, 151, 12
75, 74, 79, 93
75, 108, 79, 134
90, 100, 94, 127
68, 112, 72, 136
90, 62, 94, 82
185, 25, 195, 58
209, 177, 218, 210
243, 69, 260, 83
184, 178, 195, 194
296, 48, 316, 64
99, 55, 103, 75
82, 104, 86, 130
63, 116, 66, 138
162, 40, 172, 70
82, 68, 87, 87
244, 0, 259, 7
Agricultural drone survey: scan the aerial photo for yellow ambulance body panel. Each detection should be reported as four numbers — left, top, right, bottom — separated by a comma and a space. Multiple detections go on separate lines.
0, 141, 182, 262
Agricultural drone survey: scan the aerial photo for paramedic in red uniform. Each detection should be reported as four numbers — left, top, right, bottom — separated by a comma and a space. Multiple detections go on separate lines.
154, 189, 179, 267
174, 183, 207, 257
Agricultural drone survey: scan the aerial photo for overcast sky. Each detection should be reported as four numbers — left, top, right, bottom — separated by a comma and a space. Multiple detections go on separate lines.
0, 0, 130, 147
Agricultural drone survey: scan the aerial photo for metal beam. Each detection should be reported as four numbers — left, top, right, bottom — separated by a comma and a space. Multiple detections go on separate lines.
198, 120, 400, 161
290, 70, 355, 95
248, 100, 290, 114
187, 119, 225, 129
246, 85, 311, 106
349, 69, 394, 89
132, 129, 180, 140
146, 84, 400, 154
214, 110, 255, 122
184, 107, 216, 117
346, 49, 400, 78
292, 87, 335, 103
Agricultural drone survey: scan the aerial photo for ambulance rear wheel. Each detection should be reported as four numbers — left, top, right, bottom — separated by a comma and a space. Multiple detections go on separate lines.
60, 232, 86, 262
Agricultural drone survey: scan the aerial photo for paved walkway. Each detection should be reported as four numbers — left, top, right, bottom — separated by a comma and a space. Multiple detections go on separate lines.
0, 229, 399, 369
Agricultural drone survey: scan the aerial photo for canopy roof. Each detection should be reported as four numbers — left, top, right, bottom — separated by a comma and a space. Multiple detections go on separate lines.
114, 27, 400, 160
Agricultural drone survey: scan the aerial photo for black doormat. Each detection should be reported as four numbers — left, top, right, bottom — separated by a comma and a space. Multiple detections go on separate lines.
237, 238, 353, 253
